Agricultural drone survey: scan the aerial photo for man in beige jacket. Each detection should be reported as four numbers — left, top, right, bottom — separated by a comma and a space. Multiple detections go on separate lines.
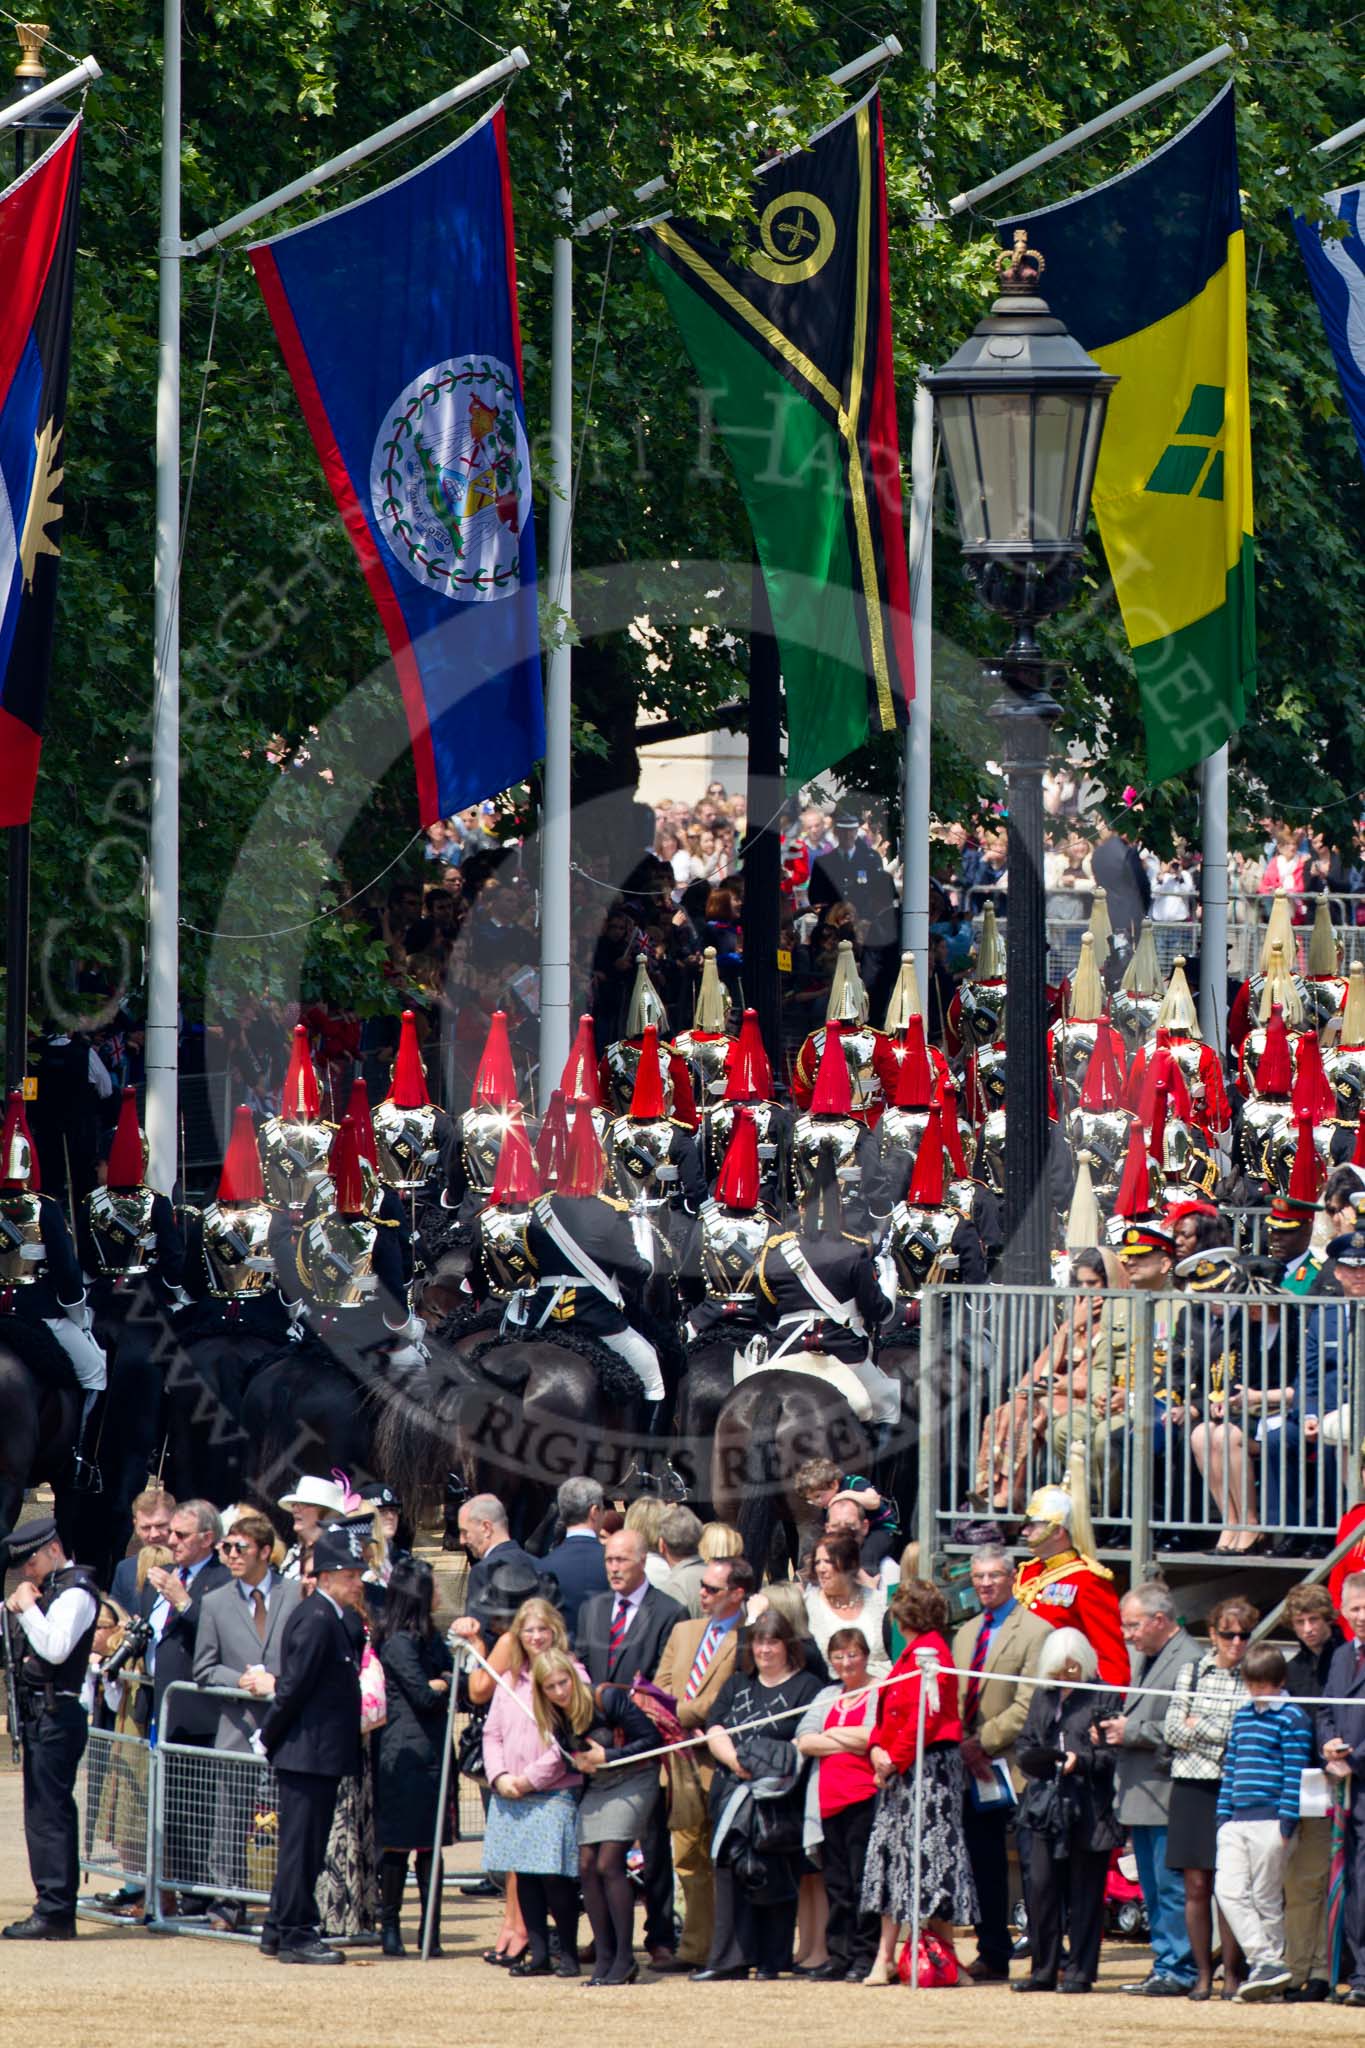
953, 1541, 1051, 1981
653, 1555, 756, 1969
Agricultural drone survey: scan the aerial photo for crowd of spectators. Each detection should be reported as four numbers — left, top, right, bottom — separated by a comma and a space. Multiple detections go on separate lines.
71, 1467, 1365, 1998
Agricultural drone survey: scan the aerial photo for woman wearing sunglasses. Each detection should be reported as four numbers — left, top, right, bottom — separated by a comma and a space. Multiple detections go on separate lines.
1161, 1596, 1258, 2000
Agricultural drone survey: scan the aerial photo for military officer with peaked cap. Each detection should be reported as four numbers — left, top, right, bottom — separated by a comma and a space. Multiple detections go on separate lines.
2, 1517, 100, 1940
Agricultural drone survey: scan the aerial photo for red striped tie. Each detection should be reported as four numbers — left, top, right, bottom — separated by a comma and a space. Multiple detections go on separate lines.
963, 1615, 992, 1729
686, 1623, 720, 1700
608, 1596, 629, 1663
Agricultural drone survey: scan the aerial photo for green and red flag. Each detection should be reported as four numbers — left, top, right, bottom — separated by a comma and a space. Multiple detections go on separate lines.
640, 93, 913, 786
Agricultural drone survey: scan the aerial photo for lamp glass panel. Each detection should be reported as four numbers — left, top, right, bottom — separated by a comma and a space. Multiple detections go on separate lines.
1031, 392, 1090, 544
1070, 392, 1109, 542
970, 391, 1033, 545
937, 395, 987, 546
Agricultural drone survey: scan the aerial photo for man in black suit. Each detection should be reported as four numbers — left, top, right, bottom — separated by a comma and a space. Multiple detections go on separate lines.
576, 1528, 685, 1969
259, 1523, 366, 1964
141, 1499, 230, 1742
455, 1494, 538, 1649
540, 1476, 608, 1634
1319, 1571, 1365, 2005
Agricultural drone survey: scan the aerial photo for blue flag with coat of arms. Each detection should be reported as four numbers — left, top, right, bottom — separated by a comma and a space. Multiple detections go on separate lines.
250, 103, 544, 825
1293, 182, 1365, 479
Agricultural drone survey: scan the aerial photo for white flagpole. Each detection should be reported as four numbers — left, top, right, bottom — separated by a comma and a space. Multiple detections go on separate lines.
1200, 744, 1229, 1054
539, 14, 573, 1096
0, 58, 100, 137
900, 0, 936, 993
947, 42, 1235, 215
146, 0, 180, 1196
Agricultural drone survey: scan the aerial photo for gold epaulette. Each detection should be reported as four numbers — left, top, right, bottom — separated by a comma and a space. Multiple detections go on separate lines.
601, 1194, 631, 1213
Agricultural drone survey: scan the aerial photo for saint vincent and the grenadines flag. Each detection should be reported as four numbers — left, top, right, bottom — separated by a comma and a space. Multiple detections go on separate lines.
250, 104, 543, 825
0, 117, 81, 828
640, 93, 914, 787
1001, 83, 1255, 783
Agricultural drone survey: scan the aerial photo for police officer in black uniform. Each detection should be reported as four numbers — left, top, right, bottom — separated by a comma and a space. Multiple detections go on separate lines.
259, 1521, 366, 1963
2, 1517, 100, 1939
807, 810, 900, 1015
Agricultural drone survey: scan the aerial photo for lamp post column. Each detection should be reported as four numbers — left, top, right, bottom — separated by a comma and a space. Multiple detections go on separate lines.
992, 660, 1061, 1288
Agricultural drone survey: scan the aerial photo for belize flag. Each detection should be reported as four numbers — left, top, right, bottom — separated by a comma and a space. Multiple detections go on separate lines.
250, 104, 544, 824
0, 118, 81, 827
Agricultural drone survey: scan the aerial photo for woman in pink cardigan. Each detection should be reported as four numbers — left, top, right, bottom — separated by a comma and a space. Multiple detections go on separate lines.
482, 1655, 587, 1976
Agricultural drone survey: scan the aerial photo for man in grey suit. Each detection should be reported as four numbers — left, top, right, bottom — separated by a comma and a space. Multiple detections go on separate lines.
193, 1510, 301, 1932
1101, 1583, 1200, 1997
657, 1506, 706, 1619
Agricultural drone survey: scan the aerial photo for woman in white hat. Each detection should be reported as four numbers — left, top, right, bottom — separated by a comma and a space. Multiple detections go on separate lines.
278, 1476, 348, 1580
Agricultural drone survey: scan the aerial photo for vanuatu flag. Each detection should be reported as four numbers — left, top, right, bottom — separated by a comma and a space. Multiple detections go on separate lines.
640, 93, 913, 788
0, 118, 81, 827
251, 104, 543, 825
1000, 84, 1254, 783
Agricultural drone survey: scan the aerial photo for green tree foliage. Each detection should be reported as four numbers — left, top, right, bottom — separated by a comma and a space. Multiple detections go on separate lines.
12, 0, 1365, 1029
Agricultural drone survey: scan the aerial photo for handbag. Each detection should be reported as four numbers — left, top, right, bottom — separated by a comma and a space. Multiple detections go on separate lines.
895, 1927, 960, 1987
457, 1708, 488, 1784
359, 1642, 386, 1734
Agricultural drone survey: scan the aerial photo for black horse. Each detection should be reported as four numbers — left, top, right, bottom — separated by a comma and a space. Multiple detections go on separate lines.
710, 1369, 870, 1579
0, 1317, 83, 1553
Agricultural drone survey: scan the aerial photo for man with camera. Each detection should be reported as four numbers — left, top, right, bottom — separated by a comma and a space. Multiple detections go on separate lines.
2, 1518, 101, 1940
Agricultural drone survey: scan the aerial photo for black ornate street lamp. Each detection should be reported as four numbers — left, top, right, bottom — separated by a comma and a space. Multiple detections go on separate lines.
926, 231, 1116, 1285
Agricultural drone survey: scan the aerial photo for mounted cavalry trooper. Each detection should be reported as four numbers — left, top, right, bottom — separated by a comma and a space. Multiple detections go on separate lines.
601, 959, 698, 1127
443, 1008, 523, 1234
371, 1009, 455, 1257
791, 1023, 887, 1237
257, 1024, 335, 1228
0, 1090, 107, 1479
672, 945, 735, 1108
791, 938, 900, 1129
84, 1085, 188, 1374
515, 1101, 667, 1418
474, 1107, 541, 1306
700, 1007, 791, 1216
292, 1116, 425, 1381
682, 1108, 780, 1345
750, 1147, 900, 1446
604, 1023, 707, 1248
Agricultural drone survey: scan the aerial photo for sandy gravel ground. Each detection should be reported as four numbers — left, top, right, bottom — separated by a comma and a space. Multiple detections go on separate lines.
0, 1763, 1360, 2048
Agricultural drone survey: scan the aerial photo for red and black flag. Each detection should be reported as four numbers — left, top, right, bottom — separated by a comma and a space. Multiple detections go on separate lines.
0, 118, 81, 827
640, 93, 913, 786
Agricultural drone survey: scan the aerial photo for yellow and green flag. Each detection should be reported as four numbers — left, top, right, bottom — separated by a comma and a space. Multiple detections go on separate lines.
1000, 84, 1254, 782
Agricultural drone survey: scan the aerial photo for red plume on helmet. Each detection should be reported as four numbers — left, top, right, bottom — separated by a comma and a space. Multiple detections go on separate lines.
281, 1024, 322, 1120
1078, 1027, 1124, 1112
725, 1009, 772, 1103
1288, 1110, 1324, 1207
1255, 1006, 1293, 1098
906, 1105, 946, 1207
628, 1026, 666, 1120
809, 1029, 854, 1117
941, 1083, 969, 1177
490, 1111, 541, 1206
560, 1015, 602, 1107
1113, 1119, 1153, 1219
1147, 1081, 1169, 1165
388, 1010, 431, 1109
892, 1016, 933, 1111
329, 1116, 366, 1218
0, 1089, 37, 1189
471, 1009, 518, 1109
714, 1108, 761, 1211
534, 1090, 571, 1188
670, 1055, 699, 1131
217, 1105, 265, 1204
106, 1087, 146, 1191
1136, 1046, 1190, 1127
561, 1102, 605, 1197
1292, 1031, 1336, 1123
345, 1077, 378, 1169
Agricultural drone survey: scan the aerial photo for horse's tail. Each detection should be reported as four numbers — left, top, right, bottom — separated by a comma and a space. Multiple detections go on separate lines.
717, 1385, 784, 1581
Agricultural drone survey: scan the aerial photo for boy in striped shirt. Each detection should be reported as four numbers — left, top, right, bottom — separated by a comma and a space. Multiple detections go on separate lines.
1214, 1642, 1315, 2002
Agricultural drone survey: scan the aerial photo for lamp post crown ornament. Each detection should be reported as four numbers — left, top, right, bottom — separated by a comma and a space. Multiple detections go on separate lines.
996, 226, 1045, 297
15, 24, 49, 79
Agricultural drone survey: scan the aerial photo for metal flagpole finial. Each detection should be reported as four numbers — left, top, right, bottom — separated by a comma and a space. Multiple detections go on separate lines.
14, 24, 50, 79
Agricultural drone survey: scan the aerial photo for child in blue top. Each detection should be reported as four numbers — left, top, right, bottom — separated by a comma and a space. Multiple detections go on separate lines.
1213, 1642, 1314, 2003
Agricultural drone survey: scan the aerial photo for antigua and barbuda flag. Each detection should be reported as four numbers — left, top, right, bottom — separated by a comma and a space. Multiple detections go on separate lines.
1292, 183, 1365, 479
250, 104, 544, 824
0, 117, 81, 828
1000, 85, 1255, 784
639, 93, 914, 788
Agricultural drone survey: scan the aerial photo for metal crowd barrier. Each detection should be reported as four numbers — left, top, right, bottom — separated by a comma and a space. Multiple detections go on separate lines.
917, 1282, 1365, 1576
74, 1679, 483, 1939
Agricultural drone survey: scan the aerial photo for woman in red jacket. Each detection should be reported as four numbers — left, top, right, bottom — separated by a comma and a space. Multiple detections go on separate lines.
860, 1580, 978, 1985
